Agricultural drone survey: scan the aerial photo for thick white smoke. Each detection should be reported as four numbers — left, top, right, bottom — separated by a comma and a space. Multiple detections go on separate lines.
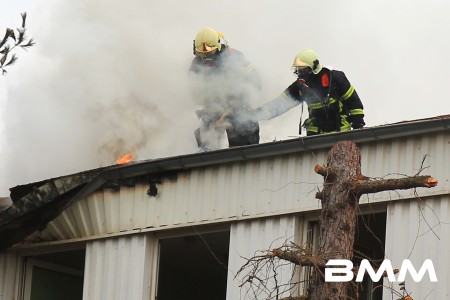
0, 1, 202, 193
1, 0, 450, 195
188, 44, 263, 150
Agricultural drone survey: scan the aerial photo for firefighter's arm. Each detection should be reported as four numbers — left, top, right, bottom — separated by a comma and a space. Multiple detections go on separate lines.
251, 81, 303, 120
346, 90, 365, 129
336, 71, 365, 129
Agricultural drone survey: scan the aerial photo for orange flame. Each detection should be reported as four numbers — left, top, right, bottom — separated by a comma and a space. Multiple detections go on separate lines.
116, 152, 133, 164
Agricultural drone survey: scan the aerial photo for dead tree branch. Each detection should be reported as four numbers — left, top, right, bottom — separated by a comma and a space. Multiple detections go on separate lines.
314, 165, 336, 182
349, 176, 438, 196
271, 248, 328, 268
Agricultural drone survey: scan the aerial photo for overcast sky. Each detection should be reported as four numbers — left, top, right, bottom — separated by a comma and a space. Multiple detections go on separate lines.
1, 0, 449, 195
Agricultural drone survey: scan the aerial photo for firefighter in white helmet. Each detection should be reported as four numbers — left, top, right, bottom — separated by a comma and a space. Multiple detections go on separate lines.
253, 49, 365, 136
189, 27, 261, 151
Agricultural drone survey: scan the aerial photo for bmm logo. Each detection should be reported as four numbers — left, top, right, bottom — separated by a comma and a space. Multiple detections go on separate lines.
325, 259, 438, 282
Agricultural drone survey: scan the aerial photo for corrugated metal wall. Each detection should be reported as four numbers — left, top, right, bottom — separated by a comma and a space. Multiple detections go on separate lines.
226, 214, 303, 300
83, 234, 158, 300
0, 252, 19, 300
81, 215, 304, 300
359, 132, 449, 204
384, 195, 450, 299
37, 132, 448, 243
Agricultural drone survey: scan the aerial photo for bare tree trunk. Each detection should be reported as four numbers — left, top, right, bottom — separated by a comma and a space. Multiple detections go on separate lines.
309, 141, 437, 300
310, 141, 361, 299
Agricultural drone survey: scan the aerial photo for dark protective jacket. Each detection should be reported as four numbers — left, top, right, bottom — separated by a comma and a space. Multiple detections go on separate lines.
188, 46, 260, 147
285, 67, 365, 135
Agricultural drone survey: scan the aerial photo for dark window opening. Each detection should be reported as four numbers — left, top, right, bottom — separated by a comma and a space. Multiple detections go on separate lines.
157, 231, 230, 300
305, 212, 387, 300
352, 212, 387, 300
23, 249, 85, 300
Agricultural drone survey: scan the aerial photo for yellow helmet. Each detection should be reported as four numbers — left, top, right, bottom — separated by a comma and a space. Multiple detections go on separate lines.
292, 49, 322, 74
194, 27, 222, 58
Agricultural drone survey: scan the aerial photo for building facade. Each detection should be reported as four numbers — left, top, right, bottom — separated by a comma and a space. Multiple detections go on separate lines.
1, 116, 449, 299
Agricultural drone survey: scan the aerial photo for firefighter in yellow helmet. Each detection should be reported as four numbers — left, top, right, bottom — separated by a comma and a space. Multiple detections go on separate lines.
253, 49, 365, 136
189, 27, 261, 150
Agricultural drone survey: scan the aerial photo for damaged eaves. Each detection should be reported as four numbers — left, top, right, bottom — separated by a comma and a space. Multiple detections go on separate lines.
0, 185, 86, 250
0, 165, 185, 251
4, 170, 102, 223
0, 115, 449, 251
0, 167, 104, 251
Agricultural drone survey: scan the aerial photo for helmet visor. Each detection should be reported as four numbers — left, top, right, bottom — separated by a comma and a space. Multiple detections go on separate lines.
195, 43, 218, 58
292, 56, 309, 68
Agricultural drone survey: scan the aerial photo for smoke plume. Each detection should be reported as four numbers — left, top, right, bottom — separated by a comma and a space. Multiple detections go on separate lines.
1, 0, 450, 195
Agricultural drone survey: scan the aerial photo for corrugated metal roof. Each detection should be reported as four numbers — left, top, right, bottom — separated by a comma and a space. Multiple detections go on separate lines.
30, 131, 448, 242
0, 115, 449, 250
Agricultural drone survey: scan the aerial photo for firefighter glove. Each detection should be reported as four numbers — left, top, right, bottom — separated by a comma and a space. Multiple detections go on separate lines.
352, 120, 365, 129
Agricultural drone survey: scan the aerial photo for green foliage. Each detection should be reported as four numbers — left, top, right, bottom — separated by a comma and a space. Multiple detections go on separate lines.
0, 12, 35, 75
